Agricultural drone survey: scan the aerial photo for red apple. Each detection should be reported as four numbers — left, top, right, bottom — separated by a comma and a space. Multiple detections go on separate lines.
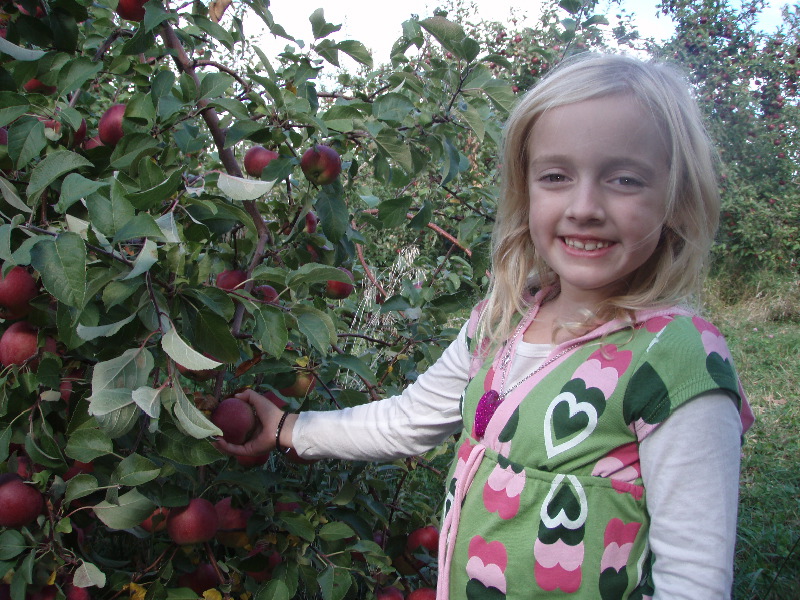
244, 145, 279, 177
325, 268, 354, 299
305, 211, 319, 233
0, 473, 43, 528
300, 144, 342, 185
116, 0, 146, 21
23, 78, 56, 95
0, 127, 7, 145
278, 371, 314, 398
177, 563, 220, 595
83, 135, 104, 150
98, 103, 126, 146
0, 266, 38, 319
26, 587, 56, 600
63, 460, 94, 481
211, 397, 256, 445
406, 525, 439, 554
0, 321, 56, 367
64, 584, 90, 600
59, 368, 84, 403
406, 588, 436, 600
166, 498, 219, 545
253, 284, 279, 304
376, 588, 404, 600
216, 268, 246, 291
236, 453, 269, 468
245, 547, 282, 582
140, 506, 169, 533
214, 496, 253, 547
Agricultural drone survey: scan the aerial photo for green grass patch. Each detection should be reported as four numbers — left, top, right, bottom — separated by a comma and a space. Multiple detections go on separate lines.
706, 272, 800, 599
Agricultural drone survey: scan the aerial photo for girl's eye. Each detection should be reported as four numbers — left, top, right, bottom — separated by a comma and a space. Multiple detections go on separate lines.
612, 176, 644, 187
540, 173, 566, 183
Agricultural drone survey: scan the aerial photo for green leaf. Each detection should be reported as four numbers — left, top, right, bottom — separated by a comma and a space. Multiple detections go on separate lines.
0, 176, 31, 214
0, 92, 29, 127
318, 566, 351, 600
253, 581, 290, 600
65, 474, 100, 504
287, 264, 353, 288
582, 14, 609, 27
217, 173, 277, 200
559, 0, 582, 14
479, 79, 516, 115
112, 453, 161, 487
0, 531, 25, 560
191, 309, 240, 364
91, 347, 154, 394
112, 213, 166, 244
279, 512, 316, 541
86, 388, 135, 417
456, 100, 485, 142
372, 93, 415, 124
124, 238, 158, 280
76, 313, 136, 341
295, 306, 336, 355
419, 15, 466, 58
309, 8, 341, 39
0, 37, 45, 61
27, 150, 92, 198
126, 170, 182, 210
72, 561, 106, 588
377, 196, 412, 228
93, 489, 155, 530
109, 134, 160, 170
155, 422, 222, 466
252, 304, 288, 358
199, 72, 234, 101
330, 355, 377, 386
58, 58, 102, 95
336, 40, 372, 68
318, 521, 354, 542
56, 174, 108, 213
132, 386, 162, 419
65, 428, 113, 462
162, 328, 223, 370
169, 384, 222, 439
8, 117, 45, 170
30, 232, 87, 309
316, 187, 348, 243
374, 132, 413, 173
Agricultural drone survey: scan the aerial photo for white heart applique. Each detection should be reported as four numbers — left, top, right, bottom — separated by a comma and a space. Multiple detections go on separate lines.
544, 392, 599, 459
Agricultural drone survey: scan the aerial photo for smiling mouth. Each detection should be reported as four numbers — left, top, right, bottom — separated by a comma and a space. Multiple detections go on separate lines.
563, 238, 611, 251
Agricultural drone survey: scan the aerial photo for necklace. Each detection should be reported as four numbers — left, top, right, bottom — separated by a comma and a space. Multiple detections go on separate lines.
473, 308, 579, 439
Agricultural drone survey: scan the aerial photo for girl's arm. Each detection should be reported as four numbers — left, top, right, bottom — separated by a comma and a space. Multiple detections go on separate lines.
216, 322, 472, 461
640, 391, 743, 600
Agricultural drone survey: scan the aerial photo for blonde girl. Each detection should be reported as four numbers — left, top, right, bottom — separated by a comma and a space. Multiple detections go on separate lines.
217, 53, 753, 600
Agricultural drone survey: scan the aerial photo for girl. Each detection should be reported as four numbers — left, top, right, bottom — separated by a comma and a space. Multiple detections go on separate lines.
216, 53, 754, 599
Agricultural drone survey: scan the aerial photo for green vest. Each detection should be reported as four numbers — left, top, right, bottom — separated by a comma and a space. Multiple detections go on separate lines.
438, 301, 746, 600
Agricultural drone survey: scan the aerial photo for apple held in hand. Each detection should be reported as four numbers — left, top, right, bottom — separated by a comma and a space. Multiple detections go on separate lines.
211, 397, 256, 445
300, 144, 342, 185
0, 473, 44, 528
325, 268, 354, 299
167, 498, 219, 545
98, 103, 126, 146
0, 265, 38, 319
244, 145, 279, 177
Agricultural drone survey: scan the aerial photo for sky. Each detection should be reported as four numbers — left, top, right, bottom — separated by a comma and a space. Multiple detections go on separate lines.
248, 0, 789, 68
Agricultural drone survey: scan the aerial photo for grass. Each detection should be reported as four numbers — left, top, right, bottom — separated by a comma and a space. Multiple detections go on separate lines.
705, 271, 800, 600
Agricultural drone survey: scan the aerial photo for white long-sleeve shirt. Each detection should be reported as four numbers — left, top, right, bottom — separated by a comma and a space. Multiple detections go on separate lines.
294, 323, 743, 599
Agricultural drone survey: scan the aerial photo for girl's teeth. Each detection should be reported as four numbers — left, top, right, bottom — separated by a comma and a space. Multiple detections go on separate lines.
566, 238, 609, 250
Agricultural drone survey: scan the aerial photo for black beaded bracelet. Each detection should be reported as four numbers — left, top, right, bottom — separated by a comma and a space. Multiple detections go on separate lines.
275, 411, 291, 455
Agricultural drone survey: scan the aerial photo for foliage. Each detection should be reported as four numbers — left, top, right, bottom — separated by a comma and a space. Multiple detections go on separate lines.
704, 272, 800, 599
656, 0, 800, 274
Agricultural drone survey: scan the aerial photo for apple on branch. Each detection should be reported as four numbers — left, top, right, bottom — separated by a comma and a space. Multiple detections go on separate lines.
300, 144, 342, 185
244, 145, 279, 177
406, 525, 439, 554
325, 267, 355, 299
406, 588, 436, 600
0, 473, 44, 528
115, 0, 146, 21
0, 321, 57, 368
216, 268, 247, 291
0, 265, 38, 319
98, 103, 126, 146
167, 498, 219, 545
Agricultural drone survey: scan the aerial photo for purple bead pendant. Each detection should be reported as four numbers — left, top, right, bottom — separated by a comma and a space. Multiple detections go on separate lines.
474, 390, 502, 439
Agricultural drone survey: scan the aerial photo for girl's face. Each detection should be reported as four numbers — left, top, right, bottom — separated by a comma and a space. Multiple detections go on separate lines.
527, 94, 670, 307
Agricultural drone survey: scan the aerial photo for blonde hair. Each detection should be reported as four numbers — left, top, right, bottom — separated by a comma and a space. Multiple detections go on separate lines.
478, 53, 721, 347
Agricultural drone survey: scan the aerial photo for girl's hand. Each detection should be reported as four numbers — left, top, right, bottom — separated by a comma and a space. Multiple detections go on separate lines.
212, 389, 287, 457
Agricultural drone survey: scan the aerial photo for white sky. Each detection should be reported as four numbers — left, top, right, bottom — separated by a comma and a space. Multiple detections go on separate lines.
248, 0, 788, 68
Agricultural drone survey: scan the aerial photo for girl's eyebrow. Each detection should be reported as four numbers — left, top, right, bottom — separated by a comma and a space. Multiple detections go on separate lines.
529, 154, 661, 176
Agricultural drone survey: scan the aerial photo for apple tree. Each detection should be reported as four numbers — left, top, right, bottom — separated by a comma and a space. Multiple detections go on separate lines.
0, 0, 524, 597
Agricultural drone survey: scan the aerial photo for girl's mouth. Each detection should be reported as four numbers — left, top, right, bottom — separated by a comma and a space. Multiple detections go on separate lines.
563, 237, 611, 251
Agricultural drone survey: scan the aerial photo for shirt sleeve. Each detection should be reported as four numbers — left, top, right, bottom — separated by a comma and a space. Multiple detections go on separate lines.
292, 322, 471, 461
640, 391, 742, 600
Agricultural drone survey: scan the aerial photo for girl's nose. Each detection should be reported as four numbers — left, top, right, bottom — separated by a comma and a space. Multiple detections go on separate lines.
564, 182, 605, 223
